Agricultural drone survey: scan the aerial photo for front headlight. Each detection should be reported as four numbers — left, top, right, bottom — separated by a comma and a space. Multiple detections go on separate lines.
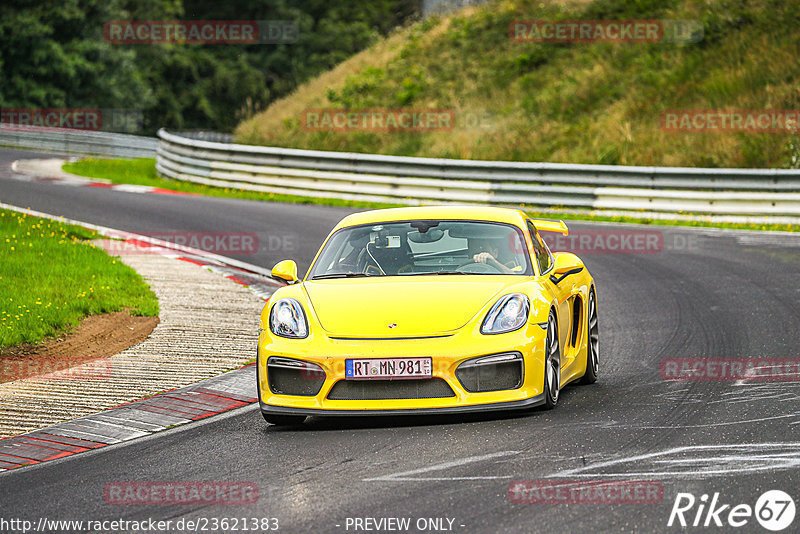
481, 294, 530, 335
269, 298, 308, 338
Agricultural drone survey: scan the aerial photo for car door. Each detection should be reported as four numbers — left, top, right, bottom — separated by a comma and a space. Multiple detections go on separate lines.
527, 221, 573, 376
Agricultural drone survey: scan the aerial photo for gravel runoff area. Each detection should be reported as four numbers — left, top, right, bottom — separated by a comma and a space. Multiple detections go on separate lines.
0, 246, 267, 438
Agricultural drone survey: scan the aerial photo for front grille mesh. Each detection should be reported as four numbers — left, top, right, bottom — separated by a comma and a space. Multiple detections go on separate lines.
327, 378, 455, 400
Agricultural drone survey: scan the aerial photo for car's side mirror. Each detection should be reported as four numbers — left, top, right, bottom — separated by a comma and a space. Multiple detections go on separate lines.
550, 252, 584, 284
552, 252, 583, 275
271, 260, 299, 284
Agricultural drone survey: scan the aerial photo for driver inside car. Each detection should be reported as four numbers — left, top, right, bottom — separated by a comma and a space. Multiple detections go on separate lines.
469, 237, 520, 274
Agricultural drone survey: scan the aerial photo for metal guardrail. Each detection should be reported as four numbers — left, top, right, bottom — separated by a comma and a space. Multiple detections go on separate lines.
176, 131, 235, 144
157, 129, 800, 217
0, 125, 157, 158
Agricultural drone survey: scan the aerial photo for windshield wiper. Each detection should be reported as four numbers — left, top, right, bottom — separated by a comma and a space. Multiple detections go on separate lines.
401, 270, 467, 276
311, 272, 370, 280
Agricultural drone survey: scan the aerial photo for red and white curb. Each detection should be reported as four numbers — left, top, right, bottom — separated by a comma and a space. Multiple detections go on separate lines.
0, 204, 286, 471
10, 158, 197, 197
0, 365, 256, 471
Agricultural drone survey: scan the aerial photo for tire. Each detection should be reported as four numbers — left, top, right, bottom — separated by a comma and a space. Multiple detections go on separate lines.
262, 413, 306, 426
579, 288, 599, 385
542, 310, 561, 410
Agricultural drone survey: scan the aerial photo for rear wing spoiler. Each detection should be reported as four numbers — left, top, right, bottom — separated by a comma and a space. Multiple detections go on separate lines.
531, 219, 569, 236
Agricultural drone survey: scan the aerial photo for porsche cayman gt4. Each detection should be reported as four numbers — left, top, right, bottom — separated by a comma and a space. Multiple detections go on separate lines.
257, 206, 598, 425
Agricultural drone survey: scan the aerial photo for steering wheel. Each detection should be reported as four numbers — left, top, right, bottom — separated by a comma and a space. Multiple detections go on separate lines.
455, 260, 503, 273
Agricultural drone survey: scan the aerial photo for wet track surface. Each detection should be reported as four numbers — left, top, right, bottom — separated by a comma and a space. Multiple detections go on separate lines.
2, 148, 800, 532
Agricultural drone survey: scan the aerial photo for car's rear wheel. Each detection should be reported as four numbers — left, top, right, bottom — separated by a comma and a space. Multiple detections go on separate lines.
579, 288, 599, 385
262, 413, 306, 426
542, 310, 561, 409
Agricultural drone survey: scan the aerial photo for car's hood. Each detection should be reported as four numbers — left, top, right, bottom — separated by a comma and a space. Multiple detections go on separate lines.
303, 277, 517, 337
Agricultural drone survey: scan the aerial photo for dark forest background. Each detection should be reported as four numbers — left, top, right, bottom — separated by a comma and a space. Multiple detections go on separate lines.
0, 0, 420, 133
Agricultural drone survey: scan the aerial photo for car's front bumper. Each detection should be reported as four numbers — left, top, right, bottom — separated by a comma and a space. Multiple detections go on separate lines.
257, 322, 548, 416
259, 394, 545, 417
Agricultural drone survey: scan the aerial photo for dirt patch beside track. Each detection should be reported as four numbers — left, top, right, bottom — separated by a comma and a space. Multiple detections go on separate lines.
0, 311, 158, 383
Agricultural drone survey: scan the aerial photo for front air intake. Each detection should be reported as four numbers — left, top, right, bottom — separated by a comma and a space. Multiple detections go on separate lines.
456, 352, 523, 393
267, 357, 326, 396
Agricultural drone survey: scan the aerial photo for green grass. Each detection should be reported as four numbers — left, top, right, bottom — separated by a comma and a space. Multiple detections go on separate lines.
236, 0, 800, 169
62, 158, 403, 210
0, 209, 159, 348
63, 158, 797, 232
64, 157, 159, 184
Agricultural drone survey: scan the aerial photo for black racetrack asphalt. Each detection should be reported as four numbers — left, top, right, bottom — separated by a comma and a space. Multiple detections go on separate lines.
2, 148, 799, 533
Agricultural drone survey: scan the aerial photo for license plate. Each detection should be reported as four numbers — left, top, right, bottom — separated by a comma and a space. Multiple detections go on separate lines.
345, 357, 432, 379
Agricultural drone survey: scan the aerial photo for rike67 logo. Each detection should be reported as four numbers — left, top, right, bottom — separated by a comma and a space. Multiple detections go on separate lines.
668, 490, 795, 531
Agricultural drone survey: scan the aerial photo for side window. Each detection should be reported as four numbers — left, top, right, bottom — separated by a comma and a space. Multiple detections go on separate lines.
527, 221, 552, 274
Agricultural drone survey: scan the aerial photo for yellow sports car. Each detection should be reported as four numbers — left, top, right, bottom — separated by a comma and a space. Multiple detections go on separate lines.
257, 206, 598, 425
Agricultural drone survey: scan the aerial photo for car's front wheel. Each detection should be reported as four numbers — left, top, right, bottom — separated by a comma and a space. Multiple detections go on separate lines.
262, 413, 306, 426
542, 310, 561, 410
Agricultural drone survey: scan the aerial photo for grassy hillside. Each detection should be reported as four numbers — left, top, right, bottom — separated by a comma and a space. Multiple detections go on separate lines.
235, 0, 800, 168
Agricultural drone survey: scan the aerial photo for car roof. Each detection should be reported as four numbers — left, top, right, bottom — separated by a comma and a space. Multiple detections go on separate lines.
334, 206, 528, 230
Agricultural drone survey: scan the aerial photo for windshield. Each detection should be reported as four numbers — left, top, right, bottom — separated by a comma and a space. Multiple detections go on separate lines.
308, 220, 533, 279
